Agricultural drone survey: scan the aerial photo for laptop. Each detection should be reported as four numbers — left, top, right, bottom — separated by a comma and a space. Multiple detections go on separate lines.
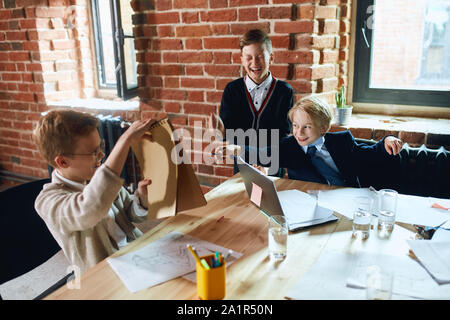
236, 156, 338, 231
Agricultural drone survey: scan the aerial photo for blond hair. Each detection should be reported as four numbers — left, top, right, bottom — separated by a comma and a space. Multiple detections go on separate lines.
33, 109, 99, 167
288, 96, 333, 132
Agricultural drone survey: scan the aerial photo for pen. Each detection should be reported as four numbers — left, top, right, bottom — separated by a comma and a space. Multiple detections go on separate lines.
187, 244, 201, 264
200, 259, 210, 270
215, 252, 221, 267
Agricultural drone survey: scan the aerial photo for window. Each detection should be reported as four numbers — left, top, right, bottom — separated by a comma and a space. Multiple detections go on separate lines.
91, 0, 138, 100
353, 0, 450, 107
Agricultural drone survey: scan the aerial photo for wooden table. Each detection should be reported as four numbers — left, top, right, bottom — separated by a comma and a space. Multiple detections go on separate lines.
45, 174, 416, 300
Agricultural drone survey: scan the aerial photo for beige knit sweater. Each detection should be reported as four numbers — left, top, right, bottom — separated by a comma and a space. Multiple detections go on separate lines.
35, 165, 147, 274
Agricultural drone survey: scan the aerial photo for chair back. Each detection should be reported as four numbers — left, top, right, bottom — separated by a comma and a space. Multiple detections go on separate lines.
0, 179, 61, 285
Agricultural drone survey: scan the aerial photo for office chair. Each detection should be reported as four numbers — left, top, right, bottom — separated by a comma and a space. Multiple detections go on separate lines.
0, 179, 73, 300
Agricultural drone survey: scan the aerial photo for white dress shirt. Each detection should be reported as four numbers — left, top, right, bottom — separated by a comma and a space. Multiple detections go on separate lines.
301, 136, 341, 175
245, 73, 273, 111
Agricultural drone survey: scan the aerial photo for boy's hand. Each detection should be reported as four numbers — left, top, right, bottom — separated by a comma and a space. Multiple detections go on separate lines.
252, 164, 269, 175
384, 136, 403, 155
208, 113, 225, 136
122, 118, 156, 144
213, 143, 242, 162
136, 179, 151, 209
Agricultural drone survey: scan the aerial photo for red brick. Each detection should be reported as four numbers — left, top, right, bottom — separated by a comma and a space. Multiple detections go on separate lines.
290, 80, 313, 93
204, 37, 239, 49
311, 64, 335, 80
274, 20, 316, 34
238, 7, 258, 21
173, 0, 208, 8
179, 51, 212, 63
181, 78, 215, 89
230, 22, 270, 35
201, 9, 237, 22
315, 5, 337, 19
184, 103, 216, 115
152, 38, 183, 50
204, 65, 240, 77
317, 77, 338, 93
260, 6, 292, 20
274, 50, 315, 64
229, 0, 268, 6
176, 25, 211, 37
318, 19, 340, 34
147, 12, 180, 24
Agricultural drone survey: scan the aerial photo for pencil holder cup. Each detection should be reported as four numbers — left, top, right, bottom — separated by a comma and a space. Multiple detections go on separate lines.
196, 254, 226, 300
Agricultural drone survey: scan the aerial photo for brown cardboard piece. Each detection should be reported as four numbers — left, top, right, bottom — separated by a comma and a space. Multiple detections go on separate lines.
131, 118, 206, 219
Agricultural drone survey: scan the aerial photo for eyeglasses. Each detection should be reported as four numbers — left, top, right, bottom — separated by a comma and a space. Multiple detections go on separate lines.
67, 139, 105, 158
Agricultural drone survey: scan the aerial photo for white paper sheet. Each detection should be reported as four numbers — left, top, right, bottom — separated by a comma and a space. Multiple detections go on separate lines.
277, 189, 331, 224
285, 250, 450, 300
317, 188, 450, 227
107, 231, 242, 293
407, 240, 450, 285
317, 188, 374, 219
432, 228, 450, 242
396, 195, 450, 227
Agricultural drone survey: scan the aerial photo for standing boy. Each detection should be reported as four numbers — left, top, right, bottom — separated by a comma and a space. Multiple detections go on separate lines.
33, 109, 155, 273
219, 29, 294, 174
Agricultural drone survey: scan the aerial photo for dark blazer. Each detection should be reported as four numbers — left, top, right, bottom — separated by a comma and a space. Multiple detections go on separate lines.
279, 131, 394, 187
245, 130, 398, 188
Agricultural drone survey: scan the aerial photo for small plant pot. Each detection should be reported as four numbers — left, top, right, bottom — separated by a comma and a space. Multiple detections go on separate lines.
334, 106, 353, 126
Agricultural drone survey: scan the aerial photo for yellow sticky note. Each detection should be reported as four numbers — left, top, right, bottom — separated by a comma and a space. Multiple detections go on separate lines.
250, 182, 262, 207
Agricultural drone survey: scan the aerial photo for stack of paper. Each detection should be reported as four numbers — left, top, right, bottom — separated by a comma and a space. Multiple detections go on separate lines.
277, 189, 335, 228
316, 187, 450, 228
285, 250, 450, 300
407, 240, 450, 285
107, 231, 242, 293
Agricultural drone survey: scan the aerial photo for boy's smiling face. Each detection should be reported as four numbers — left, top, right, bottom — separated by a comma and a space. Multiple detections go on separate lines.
241, 43, 273, 84
291, 109, 326, 147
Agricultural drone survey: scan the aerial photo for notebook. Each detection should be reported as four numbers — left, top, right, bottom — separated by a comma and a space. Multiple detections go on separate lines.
236, 156, 338, 231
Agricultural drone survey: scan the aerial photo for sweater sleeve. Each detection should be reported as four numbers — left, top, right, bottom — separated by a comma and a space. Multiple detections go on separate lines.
35, 165, 124, 234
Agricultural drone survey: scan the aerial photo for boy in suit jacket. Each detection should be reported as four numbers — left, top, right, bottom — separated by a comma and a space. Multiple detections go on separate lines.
277, 97, 403, 187
33, 109, 155, 273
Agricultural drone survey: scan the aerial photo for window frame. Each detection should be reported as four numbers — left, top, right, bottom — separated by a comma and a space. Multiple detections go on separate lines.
90, 0, 138, 100
352, 0, 450, 108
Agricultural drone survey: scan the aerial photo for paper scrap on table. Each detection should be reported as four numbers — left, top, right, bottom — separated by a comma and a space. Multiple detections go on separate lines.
107, 231, 242, 293
250, 182, 263, 206
407, 240, 450, 285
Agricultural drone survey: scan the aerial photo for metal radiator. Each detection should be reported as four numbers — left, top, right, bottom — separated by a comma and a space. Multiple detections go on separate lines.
398, 143, 449, 198
355, 138, 450, 198
97, 115, 138, 189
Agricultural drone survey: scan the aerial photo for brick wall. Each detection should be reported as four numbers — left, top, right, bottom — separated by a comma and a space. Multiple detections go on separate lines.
131, 0, 351, 192
0, 0, 351, 192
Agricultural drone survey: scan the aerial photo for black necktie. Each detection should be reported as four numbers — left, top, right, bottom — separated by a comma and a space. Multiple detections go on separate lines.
307, 146, 346, 186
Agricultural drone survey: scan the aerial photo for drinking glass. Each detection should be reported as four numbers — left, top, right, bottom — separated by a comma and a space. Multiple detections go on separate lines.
377, 189, 398, 237
268, 215, 288, 261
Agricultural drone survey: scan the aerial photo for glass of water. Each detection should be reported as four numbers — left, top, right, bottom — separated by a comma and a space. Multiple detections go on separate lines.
352, 196, 374, 239
268, 215, 288, 261
377, 189, 398, 237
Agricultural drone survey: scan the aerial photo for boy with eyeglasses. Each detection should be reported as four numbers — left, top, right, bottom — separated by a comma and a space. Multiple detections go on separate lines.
33, 109, 154, 273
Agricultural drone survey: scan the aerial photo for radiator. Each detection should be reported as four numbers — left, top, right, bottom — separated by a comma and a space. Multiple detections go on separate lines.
97, 115, 137, 189
355, 138, 450, 198
398, 143, 450, 198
